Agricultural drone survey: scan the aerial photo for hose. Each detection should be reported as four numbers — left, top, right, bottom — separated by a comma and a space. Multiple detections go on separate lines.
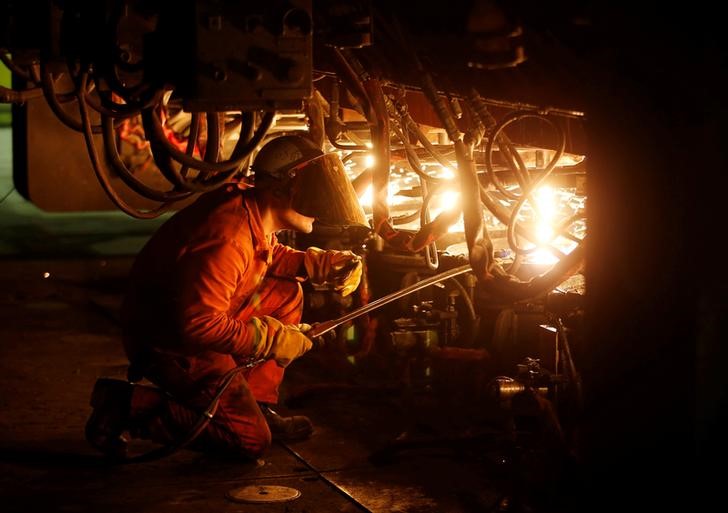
85, 75, 162, 118
76, 70, 171, 218
448, 275, 480, 346
101, 115, 192, 202
331, 48, 459, 254
0, 49, 35, 82
386, 100, 444, 185
146, 108, 273, 174
121, 357, 266, 464
497, 112, 566, 256
0, 85, 43, 103
395, 21, 584, 300
554, 317, 583, 409
41, 65, 102, 134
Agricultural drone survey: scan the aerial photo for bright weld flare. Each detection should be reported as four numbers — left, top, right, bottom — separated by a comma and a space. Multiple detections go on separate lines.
429, 189, 460, 217
438, 190, 460, 211
358, 183, 402, 208
439, 167, 455, 179
527, 186, 583, 265
534, 186, 556, 244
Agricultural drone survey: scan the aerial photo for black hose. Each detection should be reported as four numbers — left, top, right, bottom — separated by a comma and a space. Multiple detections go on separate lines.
204, 112, 222, 165
0, 85, 43, 103
121, 358, 266, 464
178, 112, 201, 179
0, 49, 34, 82
86, 74, 161, 118
77, 71, 170, 218
41, 65, 102, 134
400, 111, 455, 170
141, 109, 254, 192
388, 113, 444, 185
147, 109, 273, 174
141, 107, 190, 189
470, 90, 531, 193
101, 115, 192, 202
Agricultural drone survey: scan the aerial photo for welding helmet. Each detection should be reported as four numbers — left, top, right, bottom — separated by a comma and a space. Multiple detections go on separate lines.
252, 135, 369, 229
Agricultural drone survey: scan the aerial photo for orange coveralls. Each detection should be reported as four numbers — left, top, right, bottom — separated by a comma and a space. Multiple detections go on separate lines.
121, 185, 305, 457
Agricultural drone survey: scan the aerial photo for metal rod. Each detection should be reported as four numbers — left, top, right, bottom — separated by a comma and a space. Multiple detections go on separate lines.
308, 264, 472, 338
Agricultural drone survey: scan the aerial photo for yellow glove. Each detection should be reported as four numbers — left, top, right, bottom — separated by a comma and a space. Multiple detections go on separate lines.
246, 316, 313, 367
304, 247, 362, 297
296, 323, 337, 347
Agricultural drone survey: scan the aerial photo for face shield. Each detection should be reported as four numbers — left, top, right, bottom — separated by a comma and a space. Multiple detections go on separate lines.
287, 153, 370, 229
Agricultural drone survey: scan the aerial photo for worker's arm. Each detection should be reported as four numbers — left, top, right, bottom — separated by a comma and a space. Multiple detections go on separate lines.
172, 238, 310, 365
266, 236, 363, 297
267, 234, 306, 279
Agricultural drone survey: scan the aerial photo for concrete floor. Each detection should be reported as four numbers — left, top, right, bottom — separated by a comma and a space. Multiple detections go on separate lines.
0, 127, 579, 512
0, 257, 567, 513
0, 257, 358, 513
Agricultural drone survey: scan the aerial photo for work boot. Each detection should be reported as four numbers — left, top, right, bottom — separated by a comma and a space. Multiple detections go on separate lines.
84, 378, 132, 460
260, 405, 313, 442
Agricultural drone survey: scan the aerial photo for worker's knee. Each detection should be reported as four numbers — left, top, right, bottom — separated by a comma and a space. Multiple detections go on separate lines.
233, 418, 272, 459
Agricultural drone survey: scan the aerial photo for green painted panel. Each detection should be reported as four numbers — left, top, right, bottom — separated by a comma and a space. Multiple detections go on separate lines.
0, 58, 11, 126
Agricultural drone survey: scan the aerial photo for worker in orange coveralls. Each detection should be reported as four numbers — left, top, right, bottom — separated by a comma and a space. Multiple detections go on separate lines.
84, 135, 369, 460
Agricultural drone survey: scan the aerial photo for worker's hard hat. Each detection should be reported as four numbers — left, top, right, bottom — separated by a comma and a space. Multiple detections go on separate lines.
252, 135, 369, 229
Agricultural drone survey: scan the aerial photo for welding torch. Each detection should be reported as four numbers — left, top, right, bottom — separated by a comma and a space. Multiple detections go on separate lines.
306, 263, 472, 340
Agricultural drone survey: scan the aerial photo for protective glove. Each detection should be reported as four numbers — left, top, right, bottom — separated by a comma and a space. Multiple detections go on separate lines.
245, 316, 313, 368
296, 323, 337, 347
304, 247, 362, 297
